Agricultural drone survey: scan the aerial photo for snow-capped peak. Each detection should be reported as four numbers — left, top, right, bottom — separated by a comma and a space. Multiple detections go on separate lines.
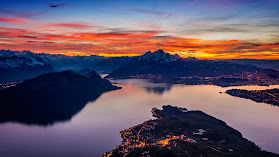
137, 49, 181, 63
185, 57, 199, 62
0, 49, 52, 69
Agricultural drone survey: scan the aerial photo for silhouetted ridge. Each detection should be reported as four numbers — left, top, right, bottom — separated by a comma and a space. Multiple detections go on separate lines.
87, 70, 102, 79
106, 49, 262, 79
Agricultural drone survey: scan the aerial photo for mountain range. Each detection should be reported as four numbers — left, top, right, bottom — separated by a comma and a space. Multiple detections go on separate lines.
106, 49, 264, 79
38, 53, 134, 73
0, 49, 53, 71
0, 49, 54, 83
0, 49, 133, 83
37, 53, 106, 71
1, 49, 279, 86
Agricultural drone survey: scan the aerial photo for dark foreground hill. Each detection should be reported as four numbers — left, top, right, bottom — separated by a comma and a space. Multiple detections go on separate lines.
104, 105, 278, 157
0, 70, 120, 125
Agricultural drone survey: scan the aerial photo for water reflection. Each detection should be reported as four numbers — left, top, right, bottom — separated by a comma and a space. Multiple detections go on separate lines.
1, 79, 279, 157
144, 85, 172, 95
0, 71, 119, 126
0, 90, 101, 126
111, 79, 173, 95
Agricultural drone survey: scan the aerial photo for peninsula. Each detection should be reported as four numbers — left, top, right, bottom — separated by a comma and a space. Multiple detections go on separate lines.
104, 105, 278, 157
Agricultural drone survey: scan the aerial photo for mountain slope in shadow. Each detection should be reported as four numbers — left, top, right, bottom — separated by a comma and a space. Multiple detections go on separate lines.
106, 49, 261, 79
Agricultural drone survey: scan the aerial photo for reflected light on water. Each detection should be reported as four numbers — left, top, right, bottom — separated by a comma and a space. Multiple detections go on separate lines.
0, 79, 279, 157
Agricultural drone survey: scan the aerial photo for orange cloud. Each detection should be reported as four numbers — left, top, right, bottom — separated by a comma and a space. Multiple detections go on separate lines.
49, 23, 92, 29
0, 26, 278, 59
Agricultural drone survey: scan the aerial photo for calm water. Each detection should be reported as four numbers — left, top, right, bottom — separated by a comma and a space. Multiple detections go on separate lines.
1, 79, 279, 157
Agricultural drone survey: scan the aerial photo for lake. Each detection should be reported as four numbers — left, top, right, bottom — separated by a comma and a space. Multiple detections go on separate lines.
0, 79, 279, 157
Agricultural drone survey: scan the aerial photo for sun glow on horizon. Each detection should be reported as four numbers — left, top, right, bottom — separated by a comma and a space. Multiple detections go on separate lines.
0, 0, 279, 59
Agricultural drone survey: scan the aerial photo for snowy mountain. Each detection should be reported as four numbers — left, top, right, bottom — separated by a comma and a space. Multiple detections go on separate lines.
134, 49, 181, 63
38, 53, 134, 73
0, 49, 53, 70
0, 49, 54, 83
106, 49, 262, 79
184, 56, 199, 62
37, 53, 107, 71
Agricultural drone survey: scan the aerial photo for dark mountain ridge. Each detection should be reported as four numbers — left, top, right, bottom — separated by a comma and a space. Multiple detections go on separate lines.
223, 59, 279, 70
106, 49, 263, 79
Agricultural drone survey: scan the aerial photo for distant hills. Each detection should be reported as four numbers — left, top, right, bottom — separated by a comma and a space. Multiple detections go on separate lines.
0, 50, 54, 82
223, 59, 279, 71
37, 53, 106, 71
1, 49, 279, 86
0, 70, 120, 125
105, 49, 279, 87
0, 49, 133, 83
106, 49, 262, 79
0, 49, 134, 75
0, 49, 53, 70
37, 53, 133, 73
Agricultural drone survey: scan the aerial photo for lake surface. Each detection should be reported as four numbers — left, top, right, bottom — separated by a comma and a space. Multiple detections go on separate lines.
0, 79, 279, 157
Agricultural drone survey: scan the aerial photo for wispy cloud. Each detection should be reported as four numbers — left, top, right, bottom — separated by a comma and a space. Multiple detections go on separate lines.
0, 0, 279, 59
0, 25, 278, 59
0, 17, 26, 24
49, 23, 93, 29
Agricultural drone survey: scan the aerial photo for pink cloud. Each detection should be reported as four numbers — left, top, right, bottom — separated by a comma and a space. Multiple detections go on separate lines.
49, 23, 92, 29
0, 17, 26, 24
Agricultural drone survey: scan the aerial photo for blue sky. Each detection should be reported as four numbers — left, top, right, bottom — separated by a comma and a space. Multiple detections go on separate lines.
0, 0, 278, 58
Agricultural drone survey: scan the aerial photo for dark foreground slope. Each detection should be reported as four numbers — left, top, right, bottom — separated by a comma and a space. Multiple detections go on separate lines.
0, 70, 120, 125
104, 105, 278, 157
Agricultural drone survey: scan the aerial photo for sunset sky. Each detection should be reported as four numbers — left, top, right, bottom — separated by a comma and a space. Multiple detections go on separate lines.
0, 0, 279, 59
